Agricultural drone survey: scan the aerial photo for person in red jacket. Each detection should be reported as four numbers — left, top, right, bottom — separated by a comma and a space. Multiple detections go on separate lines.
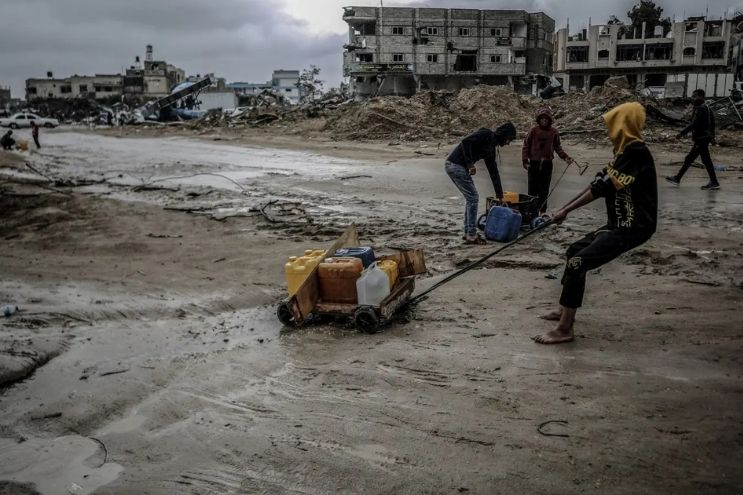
522, 108, 574, 213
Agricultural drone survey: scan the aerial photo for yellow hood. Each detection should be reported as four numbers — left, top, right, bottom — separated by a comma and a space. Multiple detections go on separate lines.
603, 102, 646, 156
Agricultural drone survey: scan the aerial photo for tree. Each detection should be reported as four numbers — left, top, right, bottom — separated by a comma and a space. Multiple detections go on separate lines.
627, 1, 671, 38
297, 66, 324, 103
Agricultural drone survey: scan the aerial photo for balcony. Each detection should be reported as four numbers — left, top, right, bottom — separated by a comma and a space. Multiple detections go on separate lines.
345, 62, 414, 76
511, 37, 526, 49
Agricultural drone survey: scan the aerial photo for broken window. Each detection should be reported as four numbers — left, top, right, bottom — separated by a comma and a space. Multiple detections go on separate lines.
685, 22, 698, 32
28, 87, 37, 94
683, 47, 696, 57
352, 23, 376, 36
704, 22, 723, 37
79, 85, 87, 92
645, 43, 673, 61
454, 50, 477, 71
598, 49, 610, 59
60, 85, 72, 94
459, 28, 471, 36
490, 55, 502, 63
357, 53, 373, 63
616, 44, 644, 62
644, 73, 667, 87
426, 54, 438, 63
490, 28, 503, 37
392, 26, 404, 35
566, 46, 588, 62
425, 27, 439, 36
702, 41, 725, 59
355, 76, 364, 83
94, 85, 102, 92
104, 86, 113, 92
393, 53, 404, 62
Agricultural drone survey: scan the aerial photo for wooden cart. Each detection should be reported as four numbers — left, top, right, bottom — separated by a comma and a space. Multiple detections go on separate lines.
276, 225, 427, 333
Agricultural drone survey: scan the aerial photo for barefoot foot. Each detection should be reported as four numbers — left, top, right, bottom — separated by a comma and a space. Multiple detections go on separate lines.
532, 328, 574, 345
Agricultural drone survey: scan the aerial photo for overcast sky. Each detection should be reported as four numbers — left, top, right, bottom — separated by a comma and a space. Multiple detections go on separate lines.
1, 0, 740, 98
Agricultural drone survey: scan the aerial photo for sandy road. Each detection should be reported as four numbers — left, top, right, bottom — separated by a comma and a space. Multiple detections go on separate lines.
0, 130, 742, 494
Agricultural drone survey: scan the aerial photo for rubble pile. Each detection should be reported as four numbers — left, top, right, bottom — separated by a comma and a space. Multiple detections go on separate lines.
188, 89, 352, 130
183, 76, 740, 143
324, 86, 538, 141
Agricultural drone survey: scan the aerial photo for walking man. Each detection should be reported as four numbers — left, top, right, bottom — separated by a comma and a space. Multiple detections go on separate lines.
445, 123, 517, 244
31, 121, 41, 149
522, 108, 575, 213
534, 102, 657, 344
665, 89, 719, 190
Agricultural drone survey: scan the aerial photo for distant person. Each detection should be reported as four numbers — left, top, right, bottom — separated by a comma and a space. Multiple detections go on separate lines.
665, 89, 719, 190
31, 121, 41, 149
1, 130, 15, 150
522, 108, 575, 213
535, 102, 657, 344
445, 122, 517, 244
107, 111, 113, 126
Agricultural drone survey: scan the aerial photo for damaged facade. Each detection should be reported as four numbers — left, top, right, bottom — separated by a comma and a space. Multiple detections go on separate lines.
342, 6, 554, 98
227, 70, 302, 105
26, 45, 185, 101
554, 18, 738, 98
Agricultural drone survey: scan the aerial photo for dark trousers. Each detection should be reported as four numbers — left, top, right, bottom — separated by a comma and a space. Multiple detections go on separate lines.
33, 136, 40, 149
560, 227, 651, 308
528, 160, 553, 213
676, 138, 718, 184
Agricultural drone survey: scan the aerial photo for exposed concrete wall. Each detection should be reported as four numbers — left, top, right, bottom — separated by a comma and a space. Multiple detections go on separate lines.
344, 6, 554, 97
26, 75, 123, 100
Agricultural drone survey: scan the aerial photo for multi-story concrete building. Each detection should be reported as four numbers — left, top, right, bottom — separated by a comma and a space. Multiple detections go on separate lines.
227, 70, 302, 104
26, 74, 123, 100
554, 17, 737, 98
342, 6, 555, 97
28, 45, 186, 101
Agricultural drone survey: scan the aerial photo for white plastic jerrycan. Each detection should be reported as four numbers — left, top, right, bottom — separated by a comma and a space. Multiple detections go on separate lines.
356, 262, 391, 306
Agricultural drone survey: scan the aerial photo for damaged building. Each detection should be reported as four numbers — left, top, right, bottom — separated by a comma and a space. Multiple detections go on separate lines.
26, 73, 124, 101
554, 17, 738, 98
227, 70, 302, 105
342, 6, 554, 98
26, 45, 185, 101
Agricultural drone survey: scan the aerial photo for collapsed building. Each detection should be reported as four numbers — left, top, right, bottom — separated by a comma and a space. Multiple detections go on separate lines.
228, 70, 303, 105
554, 17, 740, 98
342, 6, 555, 98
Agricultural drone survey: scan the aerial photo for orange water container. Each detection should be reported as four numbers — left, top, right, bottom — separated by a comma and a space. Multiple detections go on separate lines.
284, 249, 326, 295
502, 191, 519, 204
317, 257, 363, 304
18, 139, 29, 151
377, 260, 399, 289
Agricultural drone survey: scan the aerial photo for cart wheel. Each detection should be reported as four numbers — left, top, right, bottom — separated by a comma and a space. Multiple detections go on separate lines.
354, 306, 380, 334
276, 302, 296, 326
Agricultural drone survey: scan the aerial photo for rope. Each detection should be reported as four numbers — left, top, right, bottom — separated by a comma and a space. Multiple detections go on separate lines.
407, 218, 554, 305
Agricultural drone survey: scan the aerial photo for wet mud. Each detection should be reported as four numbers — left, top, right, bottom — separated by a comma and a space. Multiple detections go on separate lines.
1, 130, 742, 494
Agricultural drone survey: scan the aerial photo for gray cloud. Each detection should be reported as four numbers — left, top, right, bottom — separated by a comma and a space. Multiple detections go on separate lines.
0, 0, 739, 98
0, 0, 344, 97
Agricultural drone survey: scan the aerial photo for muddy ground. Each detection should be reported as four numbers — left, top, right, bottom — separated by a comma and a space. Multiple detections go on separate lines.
1, 126, 742, 494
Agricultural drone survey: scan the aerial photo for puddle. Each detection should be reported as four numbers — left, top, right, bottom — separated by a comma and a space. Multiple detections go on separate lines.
0, 435, 123, 495
34, 132, 371, 191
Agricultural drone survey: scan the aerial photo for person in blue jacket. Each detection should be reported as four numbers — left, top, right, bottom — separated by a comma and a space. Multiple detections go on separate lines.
445, 122, 517, 244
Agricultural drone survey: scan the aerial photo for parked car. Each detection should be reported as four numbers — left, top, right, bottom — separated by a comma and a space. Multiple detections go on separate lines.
0, 113, 59, 129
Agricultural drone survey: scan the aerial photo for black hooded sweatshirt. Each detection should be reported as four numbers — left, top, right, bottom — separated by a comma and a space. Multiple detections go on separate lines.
446, 122, 517, 198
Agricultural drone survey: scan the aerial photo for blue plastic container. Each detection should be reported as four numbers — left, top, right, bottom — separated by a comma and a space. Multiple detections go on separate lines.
334, 247, 376, 268
481, 206, 522, 242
